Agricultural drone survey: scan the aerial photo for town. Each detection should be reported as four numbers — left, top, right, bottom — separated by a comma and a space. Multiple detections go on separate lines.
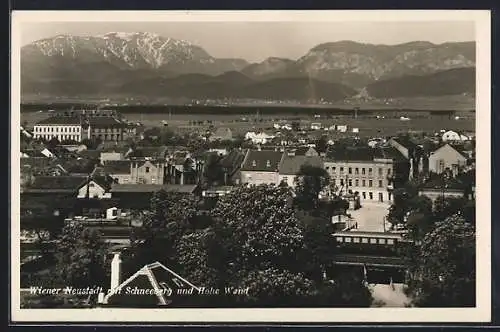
19, 107, 476, 308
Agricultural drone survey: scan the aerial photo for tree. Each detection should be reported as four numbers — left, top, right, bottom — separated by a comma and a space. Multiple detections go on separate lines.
52, 222, 108, 289
314, 136, 328, 154
294, 165, 330, 210
176, 185, 373, 307
407, 216, 475, 307
406, 195, 434, 240
126, 190, 201, 274
202, 153, 225, 186
433, 196, 468, 222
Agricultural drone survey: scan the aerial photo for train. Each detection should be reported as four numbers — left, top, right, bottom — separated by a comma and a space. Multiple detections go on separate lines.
333, 230, 413, 255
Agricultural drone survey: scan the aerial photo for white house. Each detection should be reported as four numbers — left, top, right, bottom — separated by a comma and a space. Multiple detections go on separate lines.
77, 178, 112, 199
245, 132, 275, 145
40, 148, 55, 158
337, 125, 348, 133
442, 130, 470, 142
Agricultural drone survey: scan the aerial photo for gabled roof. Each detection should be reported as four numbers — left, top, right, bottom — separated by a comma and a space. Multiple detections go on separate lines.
110, 184, 198, 194
279, 155, 324, 175
431, 143, 470, 159
373, 147, 407, 161
220, 149, 245, 170
25, 175, 88, 193
88, 117, 126, 128
390, 136, 417, 150
293, 146, 319, 156
325, 147, 374, 162
241, 150, 283, 172
78, 149, 101, 160
36, 116, 82, 125
103, 261, 200, 307
102, 160, 132, 175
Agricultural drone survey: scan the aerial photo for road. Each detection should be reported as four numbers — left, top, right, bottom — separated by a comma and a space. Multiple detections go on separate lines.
348, 201, 392, 232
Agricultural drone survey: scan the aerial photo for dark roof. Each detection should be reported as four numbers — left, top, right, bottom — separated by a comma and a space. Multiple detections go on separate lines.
89, 175, 114, 191
78, 150, 101, 159
294, 147, 319, 156
279, 155, 324, 175
241, 150, 284, 172
21, 149, 46, 158
102, 160, 132, 174
220, 150, 245, 170
128, 147, 169, 159
20, 157, 52, 169
27, 175, 87, 191
88, 117, 126, 128
36, 116, 81, 125
391, 136, 417, 150
325, 147, 374, 162
373, 147, 407, 161
110, 184, 198, 194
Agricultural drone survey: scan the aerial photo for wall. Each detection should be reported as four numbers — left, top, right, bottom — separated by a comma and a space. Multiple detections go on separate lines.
419, 189, 465, 203
110, 173, 132, 184
77, 181, 106, 199
130, 160, 165, 184
34, 125, 82, 142
324, 160, 394, 202
278, 174, 297, 187
428, 145, 467, 174
101, 152, 124, 162
240, 171, 279, 186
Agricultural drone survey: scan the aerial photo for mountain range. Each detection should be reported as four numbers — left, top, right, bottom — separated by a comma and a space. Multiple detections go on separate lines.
21, 32, 476, 102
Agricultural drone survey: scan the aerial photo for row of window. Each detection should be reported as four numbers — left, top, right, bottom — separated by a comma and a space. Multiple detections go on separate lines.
34, 126, 80, 133
333, 178, 384, 188
326, 166, 391, 176
335, 236, 395, 245
91, 134, 123, 140
35, 134, 80, 141
93, 128, 122, 133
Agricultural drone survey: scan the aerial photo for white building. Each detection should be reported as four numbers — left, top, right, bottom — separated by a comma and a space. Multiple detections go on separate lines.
442, 130, 471, 142
245, 132, 275, 145
33, 116, 89, 142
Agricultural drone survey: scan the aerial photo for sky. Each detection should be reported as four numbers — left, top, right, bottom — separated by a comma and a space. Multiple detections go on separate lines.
20, 21, 475, 63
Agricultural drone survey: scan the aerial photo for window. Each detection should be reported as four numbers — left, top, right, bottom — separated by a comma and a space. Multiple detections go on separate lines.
387, 239, 395, 245
355, 168, 359, 175
369, 180, 373, 187
348, 179, 352, 187
362, 168, 366, 175
368, 168, 373, 175
252, 160, 257, 167
145, 167, 150, 173
340, 179, 344, 186
266, 160, 271, 167
370, 238, 377, 244
362, 180, 366, 186
325, 166, 330, 170
387, 168, 392, 175
369, 192, 373, 200
379, 180, 383, 187
361, 237, 369, 244
355, 179, 359, 186
89, 183, 95, 187
336, 237, 343, 242
362, 192, 366, 199
340, 167, 344, 173
353, 237, 360, 243
379, 168, 383, 176
378, 239, 386, 245
345, 237, 352, 243
151, 178, 156, 184
112, 209, 118, 216
332, 167, 336, 173
331, 179, 336, 185
348, 167, 352, 174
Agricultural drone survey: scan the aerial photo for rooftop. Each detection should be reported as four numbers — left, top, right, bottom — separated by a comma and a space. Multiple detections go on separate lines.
110, 184, 198, 194
241, 150, 284, 172
35, 116, 82, 126
279, 155, 324, 175
26, 175, 88, 191
102, 160, 132, 175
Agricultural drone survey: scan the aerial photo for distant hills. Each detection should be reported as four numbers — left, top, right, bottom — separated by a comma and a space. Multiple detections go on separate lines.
21, 32, 476, 102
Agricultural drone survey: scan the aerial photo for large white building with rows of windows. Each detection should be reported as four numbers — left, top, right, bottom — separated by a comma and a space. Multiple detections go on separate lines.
33, 116, 90, 142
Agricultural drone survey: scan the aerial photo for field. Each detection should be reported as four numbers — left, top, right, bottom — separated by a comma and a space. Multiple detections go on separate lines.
21, 111, 475, 138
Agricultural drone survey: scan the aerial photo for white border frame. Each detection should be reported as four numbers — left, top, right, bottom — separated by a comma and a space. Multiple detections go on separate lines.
10, 10, 491, 323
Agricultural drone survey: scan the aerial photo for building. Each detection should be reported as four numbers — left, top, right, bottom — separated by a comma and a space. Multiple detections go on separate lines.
209, 127, 233, 142
278, 155, 324, 187
219, 149, 246, 185
324, 147, 404, 203
418, 176, 466, 204
428, 143, 469, 175
100, 160, 133, 184
100, 151, 125, 162
388, 136, 417, 159
442, 130, 471, 142
240, 149, 284, 185
33, 116, 89, 142
76, 176, 113, 199
98, 254, 200, 307
130, 160, 166, 185
88, 117, 128, 142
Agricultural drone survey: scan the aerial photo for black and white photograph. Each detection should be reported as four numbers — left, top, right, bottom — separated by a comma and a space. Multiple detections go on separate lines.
10, 10, 491, 323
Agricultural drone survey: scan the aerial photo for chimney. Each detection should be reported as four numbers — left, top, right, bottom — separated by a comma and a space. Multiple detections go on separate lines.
110, 252, 122, 290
